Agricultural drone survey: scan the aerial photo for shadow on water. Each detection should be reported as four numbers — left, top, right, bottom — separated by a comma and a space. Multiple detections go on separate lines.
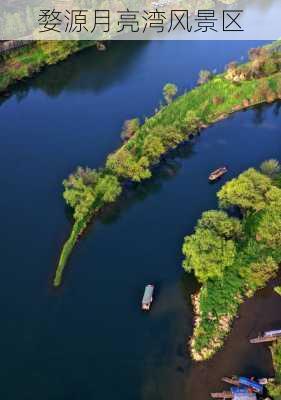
98, 102, 275, 229
0, 41, 149, 103
76, 101, 281, 400
99, 141, 195, 226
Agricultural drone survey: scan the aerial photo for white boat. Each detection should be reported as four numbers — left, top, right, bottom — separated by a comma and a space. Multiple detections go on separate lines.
142, 284, 154, 311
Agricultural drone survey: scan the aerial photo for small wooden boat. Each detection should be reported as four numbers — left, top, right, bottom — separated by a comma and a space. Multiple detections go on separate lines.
222, 377, 240, 386
142, 284, 154, 311
209, 166, 228, 182
210, 391, 232, 399
250, 329, 281, 344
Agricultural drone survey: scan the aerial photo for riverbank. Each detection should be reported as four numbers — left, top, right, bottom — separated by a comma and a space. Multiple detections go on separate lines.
183, 166, 281, 362
55, 43, 281, 287
185, 280, 280, 399
268, 339, 281, 398
0, 41, 96, 94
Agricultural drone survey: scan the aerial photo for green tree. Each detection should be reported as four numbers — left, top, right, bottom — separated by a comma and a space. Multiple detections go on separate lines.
260, 159, 280, 178
244, 256, 278, 293
197, 210, 243, 240
182, 228, 236, 283
184, 110, 201, 132
182, 210, 241, 283
63, 167, 121, 221
218, 168, 272, 214
142, 135, 165, 163
149, 125, 186, 149
257, 205, 281, 249
163, 83, 178, 104
106, 148, 151, 182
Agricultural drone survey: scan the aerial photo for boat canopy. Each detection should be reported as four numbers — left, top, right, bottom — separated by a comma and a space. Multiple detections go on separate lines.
265, 329, 281, 337
142, 285, 154, 304
238, 377, 263, 394
233, 394, 257, 400
231, 388, 250, 394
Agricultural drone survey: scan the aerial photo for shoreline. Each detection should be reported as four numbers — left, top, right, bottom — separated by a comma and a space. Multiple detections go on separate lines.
55, 43, 281, 287
0, 41, 97, 95
54, 94, 279, 287
185, 279, 281, 400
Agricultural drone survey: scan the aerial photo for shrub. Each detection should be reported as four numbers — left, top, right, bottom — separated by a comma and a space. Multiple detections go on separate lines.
121, 118, 140, 141
198, 69, 213, 85
163, 83, 178, 104
260, 159, 281, 178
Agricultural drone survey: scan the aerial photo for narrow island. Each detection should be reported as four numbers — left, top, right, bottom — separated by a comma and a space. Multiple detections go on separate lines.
182, 161, 281, 361
55, 42, 281, 287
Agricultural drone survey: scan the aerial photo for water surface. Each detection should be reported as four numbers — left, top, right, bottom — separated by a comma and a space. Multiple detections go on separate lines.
0, 40, 281, 400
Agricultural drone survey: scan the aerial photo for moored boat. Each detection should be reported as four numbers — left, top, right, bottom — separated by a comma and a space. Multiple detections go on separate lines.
142, 284, 154, 311
209, 166, 228, 182
250, 329, 281, 343
210, 391, 233, 398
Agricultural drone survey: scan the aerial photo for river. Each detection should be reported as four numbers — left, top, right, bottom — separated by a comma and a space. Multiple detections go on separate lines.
1, 39, 281, 400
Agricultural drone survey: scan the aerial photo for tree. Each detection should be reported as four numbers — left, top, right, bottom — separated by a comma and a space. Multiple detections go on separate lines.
182, 211, 239, 283
197, 210, 243, 240
260, 159, 280, 178
265, 186, 281, 208
106, 148, 151, 182
198, 69, 213, 85
218, 168, 272, 214
255, 80, 275, 102
256, 207, 281, 249
185, 110, 201, 131
121, 118, 140, 141
182, 228, 236, 283
246, 257, 278, 292
63, 167, 121, 221
94, 174, 122, 203
142, 135, 165, 163
225, 62, 244, 82
148, 124, 186, 149
163, 83, 178, 104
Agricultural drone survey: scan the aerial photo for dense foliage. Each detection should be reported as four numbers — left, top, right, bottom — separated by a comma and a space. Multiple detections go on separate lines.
183, 211, 242, 282
182, 164, 281, 361
268, 340, 281, 399
56, 44, 281, 286
217, 168, 273, 213
225, 47, 281, 83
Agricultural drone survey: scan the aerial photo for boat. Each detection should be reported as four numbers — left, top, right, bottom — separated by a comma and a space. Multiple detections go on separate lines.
210, 391, 233, 398
222, 377, 240, 386
209, 166, 228, 182
222, 377, 263, 394
237, 377, 263, 394
250, 329, 281, 344
142, 284, 154, 311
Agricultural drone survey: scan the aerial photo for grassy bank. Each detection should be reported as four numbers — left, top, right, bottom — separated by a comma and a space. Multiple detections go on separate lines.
183, 165, 281, 361
56, 44, 281, 287
268, 339, 281, 399
0, 41, 95, 94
